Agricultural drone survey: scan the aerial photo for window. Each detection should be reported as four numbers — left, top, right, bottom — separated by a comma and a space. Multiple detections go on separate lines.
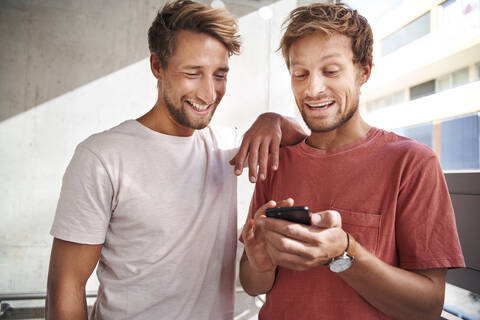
394, 123, 434, 149
452, 67, 470, 87
440, 113, 480, 170
442, 0, 456, 8
392, 90, 406, 105
364, 90, 405, 113
436, 74, 451, 92
440, 0, 480, 30
381, 12, 431, 56
436, 67, 470, 92
409, 79, 435, 100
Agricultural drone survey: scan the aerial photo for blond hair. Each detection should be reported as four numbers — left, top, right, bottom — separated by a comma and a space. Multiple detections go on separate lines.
148, 0, 241, 67
279, 2, 373, 69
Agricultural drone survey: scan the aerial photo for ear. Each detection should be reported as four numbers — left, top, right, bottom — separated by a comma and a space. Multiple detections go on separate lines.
150, 53, 163, 81
359, 61, 372, 84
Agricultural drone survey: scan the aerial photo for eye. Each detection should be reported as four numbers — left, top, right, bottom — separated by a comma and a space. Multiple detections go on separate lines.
293, 72, 307, 80
324, 69, 339, 76
214, 73, 227, 80
184, 72, 200, 78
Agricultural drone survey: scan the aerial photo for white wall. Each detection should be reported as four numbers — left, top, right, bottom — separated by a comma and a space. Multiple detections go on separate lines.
0, 59, 157, 294
0, 0, 300, 297
213, 0, 299, 229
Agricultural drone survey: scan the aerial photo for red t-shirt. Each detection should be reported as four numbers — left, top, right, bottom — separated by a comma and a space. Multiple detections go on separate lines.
248, 127, 465, 319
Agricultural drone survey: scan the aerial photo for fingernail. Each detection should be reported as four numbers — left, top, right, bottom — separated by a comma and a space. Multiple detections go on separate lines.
260, 173, 265, 180
235, 169, 241, 175
250, 176, 256, 183
273, 165, 278, 171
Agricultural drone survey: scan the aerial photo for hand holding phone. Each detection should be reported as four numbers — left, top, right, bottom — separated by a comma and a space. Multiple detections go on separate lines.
265, 206, 310, 225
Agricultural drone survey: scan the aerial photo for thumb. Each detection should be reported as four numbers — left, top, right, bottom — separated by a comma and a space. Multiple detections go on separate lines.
253, 200, 277, 220
311, 210, 342, 228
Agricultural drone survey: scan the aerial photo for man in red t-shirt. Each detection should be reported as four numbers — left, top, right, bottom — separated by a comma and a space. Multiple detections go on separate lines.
239, 3, 465, 319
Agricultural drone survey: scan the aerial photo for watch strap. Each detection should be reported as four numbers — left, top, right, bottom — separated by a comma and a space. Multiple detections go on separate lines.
346, 232, 356, 260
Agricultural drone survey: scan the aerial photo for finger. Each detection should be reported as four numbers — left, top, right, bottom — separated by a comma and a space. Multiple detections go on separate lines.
265, 229, 324, 261
262, 218, 323, 244
233, 138, 250, 176
253, 200, 277, 220
242, 220, 256, 243
274, 198, 294, 208
310, 210, 342, 228
257, 141, 270, 181
256, 198, 292, 227
266, 243, 313, 272
247, 139, 261, 183
270, 137, 280, 171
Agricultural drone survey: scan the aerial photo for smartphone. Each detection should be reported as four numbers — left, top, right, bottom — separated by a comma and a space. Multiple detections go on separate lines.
265, 206, 310, 225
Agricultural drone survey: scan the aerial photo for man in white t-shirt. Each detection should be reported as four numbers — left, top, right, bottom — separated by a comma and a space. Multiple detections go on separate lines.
45, 1, 308, 319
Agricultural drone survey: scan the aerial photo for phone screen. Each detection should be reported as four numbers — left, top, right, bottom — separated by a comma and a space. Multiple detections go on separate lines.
265, 206, 310, 225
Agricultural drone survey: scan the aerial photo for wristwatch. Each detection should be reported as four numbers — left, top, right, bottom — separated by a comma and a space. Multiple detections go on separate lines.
326, 232, 356, 273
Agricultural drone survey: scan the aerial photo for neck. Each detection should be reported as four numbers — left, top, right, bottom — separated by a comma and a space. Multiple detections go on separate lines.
137, 99, 195, 137
306, 112, 371, 150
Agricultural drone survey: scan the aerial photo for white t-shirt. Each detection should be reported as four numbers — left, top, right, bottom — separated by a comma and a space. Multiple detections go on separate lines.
51, 120, 242, 320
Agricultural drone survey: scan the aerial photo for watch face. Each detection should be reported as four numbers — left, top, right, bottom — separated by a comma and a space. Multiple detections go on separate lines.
329, 256, 352, 273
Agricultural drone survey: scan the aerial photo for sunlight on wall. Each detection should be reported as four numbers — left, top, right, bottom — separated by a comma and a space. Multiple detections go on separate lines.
0, 58, 156, 293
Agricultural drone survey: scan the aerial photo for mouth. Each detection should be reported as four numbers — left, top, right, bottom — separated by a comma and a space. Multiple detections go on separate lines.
306, 100, 335, 110
186, 99, 213, 113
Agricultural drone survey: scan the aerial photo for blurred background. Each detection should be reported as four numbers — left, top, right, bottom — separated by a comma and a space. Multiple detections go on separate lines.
1, 0, 479, 319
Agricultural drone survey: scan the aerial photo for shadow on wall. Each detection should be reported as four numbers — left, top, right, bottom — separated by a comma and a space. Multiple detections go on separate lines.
0, 0, 282, 122
0, 0, 161, 122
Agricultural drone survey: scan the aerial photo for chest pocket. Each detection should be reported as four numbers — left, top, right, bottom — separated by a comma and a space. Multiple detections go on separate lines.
332, 207, 381, 255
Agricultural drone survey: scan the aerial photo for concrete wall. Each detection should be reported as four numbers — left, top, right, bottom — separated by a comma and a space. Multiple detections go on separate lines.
0, 0, 298, 296
0, 0, 163, 296
213, 0, 299, 229
0, 0, 160, 122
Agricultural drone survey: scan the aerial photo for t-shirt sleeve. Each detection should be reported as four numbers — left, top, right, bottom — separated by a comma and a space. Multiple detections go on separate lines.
395, 154, 465, 270
50, 144, 113, 244
209, 125, 245, 154
234, 126, 247, 150
239, 165, 272, 243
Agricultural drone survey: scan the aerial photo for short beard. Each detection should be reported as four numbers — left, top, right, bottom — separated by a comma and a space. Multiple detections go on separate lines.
163, 92, 216, 131
304, 104, 358, 133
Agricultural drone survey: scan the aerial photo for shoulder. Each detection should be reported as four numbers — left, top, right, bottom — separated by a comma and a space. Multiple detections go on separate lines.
279, 140, 304, 156
380, 129, 437, 162
78, 120, 141, 155
199, 125, 242, 149
378, 130, 443, 184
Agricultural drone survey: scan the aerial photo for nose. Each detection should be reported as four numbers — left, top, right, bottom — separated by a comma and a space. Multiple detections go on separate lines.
305, 73, 326, 97
197, 76, 217, 105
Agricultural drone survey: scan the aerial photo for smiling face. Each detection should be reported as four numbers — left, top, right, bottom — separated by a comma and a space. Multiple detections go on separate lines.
153, 30, 229, 136
289, 32, 370, 134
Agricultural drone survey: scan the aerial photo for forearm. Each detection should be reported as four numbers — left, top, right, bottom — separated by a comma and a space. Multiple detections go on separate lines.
339, 244, 445, 320
255, 112, 309, 146
278, 114, 309, 146
46, 239, 101, 320
239, 252, 276, 296
46, 284, 88, 320
46, 280, 88, 320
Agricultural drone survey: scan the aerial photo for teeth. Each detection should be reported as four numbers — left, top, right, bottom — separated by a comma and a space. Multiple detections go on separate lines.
188, 100, 210, 111
310, 101, 333, 108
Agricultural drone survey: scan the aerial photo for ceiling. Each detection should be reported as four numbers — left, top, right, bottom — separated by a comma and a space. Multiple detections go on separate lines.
195, 0, 393, 20
196, 0, 283, 17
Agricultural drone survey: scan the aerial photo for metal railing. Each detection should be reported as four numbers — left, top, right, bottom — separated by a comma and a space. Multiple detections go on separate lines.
0, 289, 251, 319
0, 291, 97, 319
